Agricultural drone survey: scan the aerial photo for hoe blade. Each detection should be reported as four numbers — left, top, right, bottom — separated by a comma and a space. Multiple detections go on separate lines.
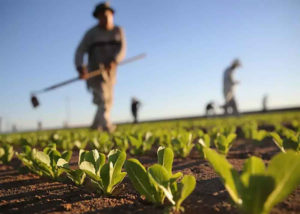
31, 95, 40, 108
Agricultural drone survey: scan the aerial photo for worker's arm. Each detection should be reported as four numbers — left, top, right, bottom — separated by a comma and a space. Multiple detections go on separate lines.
74, 32, 90, 79
229, 70, 239, 85
105, 27, 126, 72
114, 27, 127, 64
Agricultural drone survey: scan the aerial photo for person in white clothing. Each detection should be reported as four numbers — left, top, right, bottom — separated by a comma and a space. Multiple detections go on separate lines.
223, 59, 241, 115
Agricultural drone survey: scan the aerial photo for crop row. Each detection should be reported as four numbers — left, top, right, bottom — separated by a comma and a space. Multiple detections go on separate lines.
1, 121, 299, 160
1, 131, 300, 213
0, 112, 300, 213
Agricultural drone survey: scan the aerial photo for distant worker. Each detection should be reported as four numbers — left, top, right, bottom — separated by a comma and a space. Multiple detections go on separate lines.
37, 121, 42, 131
205, 102, 216, 116
223, 59, 241, 115
74, 2, 126, 132
262, 94, 268, 112
131, 97, 141, 123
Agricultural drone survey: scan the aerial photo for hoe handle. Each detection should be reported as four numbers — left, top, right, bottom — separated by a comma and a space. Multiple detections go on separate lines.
41, 77, 79, 93
34, 53, 146, 94
87, 52, 146, 79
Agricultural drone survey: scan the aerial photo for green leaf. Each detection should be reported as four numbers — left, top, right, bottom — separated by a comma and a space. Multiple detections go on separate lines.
241, 175, 275, 214
57, 158, 69, 168
128, 135, 142, 148
48, 149, 61, 168
80, 149, 105, 175
87, 149, 100, 165
214, 133, 236, 155
263, 151, 300, 213
174, 175, 196, 211
148, 164, 173, 204
0, 145, 14, 164
157, 146, 174, 174
68, 169, 86, 185
34, 151, 51, 166
0, 148, 4, 159
203, 147, 242, 204
62, 150, 72, 162
108, 150, 127, 185
196, 138, 208, 158
100, 150, 126, 194
95, 152, 106, 175
79, 160, 101, 182
269, 132, 285, 152
240, 156, 266, 186
124, 159, 157, 203
170, 172, 183, 183
79, 149, 86, 165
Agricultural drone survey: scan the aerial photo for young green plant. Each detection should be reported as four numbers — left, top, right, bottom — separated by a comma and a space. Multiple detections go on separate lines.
270, 132, 300, 153
125, 146, 196, 211
16, 144, 72, 180
171, 132, 194, 158
214, 132, 236, 155
195, 130, 210, 158
79, 149, 126, 195
202, 145, 300, 214
0, 144, 14, 164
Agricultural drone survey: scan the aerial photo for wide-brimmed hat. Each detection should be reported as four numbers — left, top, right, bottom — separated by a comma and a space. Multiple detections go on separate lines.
93, 2, 115, 18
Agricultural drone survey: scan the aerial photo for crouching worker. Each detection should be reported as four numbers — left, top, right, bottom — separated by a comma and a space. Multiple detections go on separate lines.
74, 2, 126, 132
205, 102, 216, 117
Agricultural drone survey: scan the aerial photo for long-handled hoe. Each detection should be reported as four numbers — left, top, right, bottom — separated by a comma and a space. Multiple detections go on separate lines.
30, 53, 146, 108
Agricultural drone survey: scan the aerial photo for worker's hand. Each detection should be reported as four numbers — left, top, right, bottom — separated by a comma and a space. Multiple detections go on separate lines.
77, 66, 88, 79
105, 61, 117, 71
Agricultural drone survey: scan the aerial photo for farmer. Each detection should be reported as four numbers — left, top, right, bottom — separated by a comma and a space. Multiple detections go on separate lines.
131, 97, 141, 124
75, 2, 126, 132
205, 101, 216, 117
223, 59, 241, 115
262, 94, 268, 112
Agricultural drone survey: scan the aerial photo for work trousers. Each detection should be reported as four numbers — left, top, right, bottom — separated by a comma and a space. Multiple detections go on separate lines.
224, 97, 239, 115
87, 67, 116, 129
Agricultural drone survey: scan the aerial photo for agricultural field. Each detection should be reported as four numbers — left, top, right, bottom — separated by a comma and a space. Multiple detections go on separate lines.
0, 111, 300, 214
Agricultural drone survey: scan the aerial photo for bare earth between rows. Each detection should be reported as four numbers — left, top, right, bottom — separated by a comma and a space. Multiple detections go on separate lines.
0, 139, 299, 214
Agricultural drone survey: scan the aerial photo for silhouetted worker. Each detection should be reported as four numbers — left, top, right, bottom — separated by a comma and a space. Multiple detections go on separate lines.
131, 97, 141, 123
223, 59, 241, 115
75, 2, 126, 132
262, 95, 268, 112
37, 121, 42, 131
205, 102, 216, 116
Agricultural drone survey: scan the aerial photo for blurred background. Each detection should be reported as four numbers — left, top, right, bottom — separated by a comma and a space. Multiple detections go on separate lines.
0, 0, 299, 132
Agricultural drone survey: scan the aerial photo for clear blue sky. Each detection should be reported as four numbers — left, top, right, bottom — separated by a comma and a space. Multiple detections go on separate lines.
0, 0, 299, 132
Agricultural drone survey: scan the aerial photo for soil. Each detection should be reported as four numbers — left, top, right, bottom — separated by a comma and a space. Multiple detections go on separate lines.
0, 138, 300, 214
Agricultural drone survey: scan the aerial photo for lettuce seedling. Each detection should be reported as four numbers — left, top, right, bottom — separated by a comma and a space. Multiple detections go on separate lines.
113, 135, 129, 152
0, 144, 14, 164
214, 133, 236, 155
125, 147, 196, 211
251, 130, 268, 144
63, 167, 86, 186
270, 132, 300, 153
203, 146, 300, 214
242, 122, 268, 143
210, 125, 236, 140
16, 144, 72, 179
92, 133, 114, 154
171, 132, 194, 158
128, 132, 155, 155
56, 155, 86, 186
195, 130, 210, 158
79, 149, 126, 195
